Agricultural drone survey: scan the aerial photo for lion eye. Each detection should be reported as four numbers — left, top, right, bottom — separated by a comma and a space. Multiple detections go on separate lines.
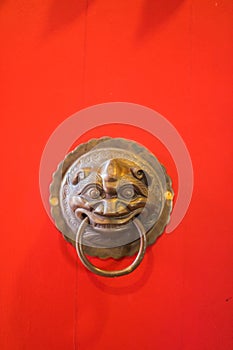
86, 187, 102, 199
119, 186, 136, 200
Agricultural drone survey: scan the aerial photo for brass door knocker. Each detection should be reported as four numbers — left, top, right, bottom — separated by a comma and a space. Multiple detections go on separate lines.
50, 137, 173, 277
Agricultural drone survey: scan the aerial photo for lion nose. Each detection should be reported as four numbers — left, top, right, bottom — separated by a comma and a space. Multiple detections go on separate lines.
94, 200, 128, 216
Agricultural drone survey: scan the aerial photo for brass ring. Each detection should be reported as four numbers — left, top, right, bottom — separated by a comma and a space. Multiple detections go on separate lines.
75, 217, 147, 277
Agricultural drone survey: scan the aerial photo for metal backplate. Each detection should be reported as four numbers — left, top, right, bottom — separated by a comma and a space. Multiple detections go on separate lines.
50, 137, 173, 259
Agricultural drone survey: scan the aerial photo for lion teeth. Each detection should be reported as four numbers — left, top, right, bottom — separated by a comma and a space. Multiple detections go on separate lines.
94, 223, 124, 229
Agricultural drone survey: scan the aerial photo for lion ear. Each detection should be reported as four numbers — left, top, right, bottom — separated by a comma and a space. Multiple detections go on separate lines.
68, 168, 93, 186
130, 168, 151, 186
141, 170, 151, 187
67, 171, 84, 186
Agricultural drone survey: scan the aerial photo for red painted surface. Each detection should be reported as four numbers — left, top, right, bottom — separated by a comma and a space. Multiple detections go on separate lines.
0, 1, 232, 349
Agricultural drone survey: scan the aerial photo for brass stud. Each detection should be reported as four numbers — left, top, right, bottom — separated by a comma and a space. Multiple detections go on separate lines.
50, 197, 59, 206
165, 191, 173, 200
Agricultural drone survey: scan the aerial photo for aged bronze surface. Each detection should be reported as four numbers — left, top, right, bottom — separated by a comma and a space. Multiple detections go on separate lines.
50, 137, 173, 277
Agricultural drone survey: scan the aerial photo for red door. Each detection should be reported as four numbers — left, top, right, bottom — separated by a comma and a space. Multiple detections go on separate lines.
1, 1, 232, 349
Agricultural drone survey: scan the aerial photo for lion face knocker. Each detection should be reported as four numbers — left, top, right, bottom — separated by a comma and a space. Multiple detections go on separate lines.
50, 137, 173, 277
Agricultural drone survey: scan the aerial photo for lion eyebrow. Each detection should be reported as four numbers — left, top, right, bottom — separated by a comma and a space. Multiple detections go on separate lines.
76, 173, 102, 194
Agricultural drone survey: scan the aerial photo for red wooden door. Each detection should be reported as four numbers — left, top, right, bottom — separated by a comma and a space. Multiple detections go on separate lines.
1, 1, 232, 349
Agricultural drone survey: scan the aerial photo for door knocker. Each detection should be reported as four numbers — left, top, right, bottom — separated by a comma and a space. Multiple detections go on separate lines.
50, 137, 174, 277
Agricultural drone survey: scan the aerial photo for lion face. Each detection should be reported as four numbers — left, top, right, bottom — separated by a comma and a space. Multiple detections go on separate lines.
68, 158, 149, 229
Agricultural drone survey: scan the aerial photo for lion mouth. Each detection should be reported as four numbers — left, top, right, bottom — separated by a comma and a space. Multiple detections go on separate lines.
75, 208, 142, 230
